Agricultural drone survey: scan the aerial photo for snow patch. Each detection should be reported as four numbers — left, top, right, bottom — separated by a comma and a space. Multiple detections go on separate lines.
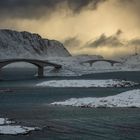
0, 118, 38, 135
0, 118, 12, 125
36, 79, 138, 88
51, 89, 140, 108
0, 125, 36, 135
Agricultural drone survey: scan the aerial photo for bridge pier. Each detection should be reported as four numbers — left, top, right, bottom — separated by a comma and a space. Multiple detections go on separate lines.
89, 62, 93, 67
0, 59, 62, 79
111, 63, 114, 66
81, 60, 121, 67
38, 66, 44, 78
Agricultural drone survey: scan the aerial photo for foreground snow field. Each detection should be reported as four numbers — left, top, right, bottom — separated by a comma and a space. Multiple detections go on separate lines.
0, 118, 38, 135
36, 79, 138, 88
51, 89, 140, 108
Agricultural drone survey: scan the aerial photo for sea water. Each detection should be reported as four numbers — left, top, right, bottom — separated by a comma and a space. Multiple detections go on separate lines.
0, 68, 140, 140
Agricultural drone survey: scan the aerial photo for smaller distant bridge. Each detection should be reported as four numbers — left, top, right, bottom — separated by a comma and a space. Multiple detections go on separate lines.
0, 59, 62, 78
80, 59, 122, 67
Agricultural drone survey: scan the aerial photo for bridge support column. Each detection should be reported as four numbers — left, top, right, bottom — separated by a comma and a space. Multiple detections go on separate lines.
89, 62, 93, 67
111, 63, 114, 66
0, 67, 2, 79
38, 66, 44, 78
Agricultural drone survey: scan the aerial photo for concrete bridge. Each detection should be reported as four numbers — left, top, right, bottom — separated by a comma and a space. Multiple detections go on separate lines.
81, 59, 122, 67
0, 59, 62, 77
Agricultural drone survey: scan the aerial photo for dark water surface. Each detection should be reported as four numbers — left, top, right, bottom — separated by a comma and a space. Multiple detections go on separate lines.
0, 68, 140, 140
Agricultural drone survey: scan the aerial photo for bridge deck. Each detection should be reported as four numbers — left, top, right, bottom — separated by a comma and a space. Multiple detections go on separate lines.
81, 59, 122, 66
0, 59, 62, 68
0, 58, 62, 77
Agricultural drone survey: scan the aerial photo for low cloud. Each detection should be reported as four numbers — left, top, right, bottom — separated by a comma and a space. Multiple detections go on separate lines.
63, 30, 140, 58
85, 30, 123, 48
128, 39, 140, 46
63, 37, 81, 48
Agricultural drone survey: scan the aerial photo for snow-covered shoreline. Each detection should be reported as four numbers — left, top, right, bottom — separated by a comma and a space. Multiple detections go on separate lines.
51, 89, 140, 108
36, 79, 138, 88
0, 117, 39, 135
42, 55, 140, 77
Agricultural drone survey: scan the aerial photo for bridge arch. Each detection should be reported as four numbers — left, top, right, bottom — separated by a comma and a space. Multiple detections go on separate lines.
0, 59, 62, 77
81, 59, 121, 67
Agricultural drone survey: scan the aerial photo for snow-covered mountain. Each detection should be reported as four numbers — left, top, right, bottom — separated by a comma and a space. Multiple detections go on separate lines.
0, 29, 71, 59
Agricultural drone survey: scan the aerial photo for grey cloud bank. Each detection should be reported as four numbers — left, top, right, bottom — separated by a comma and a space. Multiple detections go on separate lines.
0, 0, 107, 19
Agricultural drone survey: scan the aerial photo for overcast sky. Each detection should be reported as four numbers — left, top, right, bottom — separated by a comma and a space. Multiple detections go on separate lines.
0, 0, 140, 58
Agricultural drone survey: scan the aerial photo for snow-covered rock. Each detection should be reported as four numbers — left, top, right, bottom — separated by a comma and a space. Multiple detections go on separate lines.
36, 79, 138, 88
0, 29, 71, 59
0, 125, 36, 135
0, 118, 12, 125
51, 89, 140, 108
0, 117, 38, 135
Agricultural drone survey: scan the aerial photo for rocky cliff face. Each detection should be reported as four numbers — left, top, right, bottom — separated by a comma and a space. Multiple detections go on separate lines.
0, 29, 71, 59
